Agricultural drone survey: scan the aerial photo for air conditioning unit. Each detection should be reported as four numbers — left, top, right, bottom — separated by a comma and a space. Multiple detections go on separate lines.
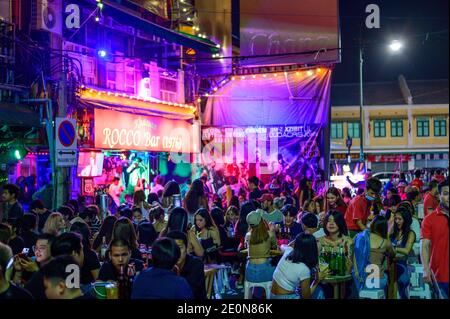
32, 0, 62, 35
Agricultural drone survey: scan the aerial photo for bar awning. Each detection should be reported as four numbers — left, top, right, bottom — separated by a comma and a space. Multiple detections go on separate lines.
78, 88, 196, 121
103, 0, 220, 54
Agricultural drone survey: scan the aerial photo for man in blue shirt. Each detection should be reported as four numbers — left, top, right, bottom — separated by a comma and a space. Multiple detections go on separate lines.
131, 237, 193, 299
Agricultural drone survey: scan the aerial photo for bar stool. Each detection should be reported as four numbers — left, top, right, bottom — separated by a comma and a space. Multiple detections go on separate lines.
244, 280, 272, 299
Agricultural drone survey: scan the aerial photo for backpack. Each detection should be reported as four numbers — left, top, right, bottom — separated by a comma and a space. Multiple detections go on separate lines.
352, 229, 371, 291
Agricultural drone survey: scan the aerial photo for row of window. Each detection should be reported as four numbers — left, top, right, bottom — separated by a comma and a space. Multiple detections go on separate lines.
331, 118, 447, 139
331, 122, 360, 139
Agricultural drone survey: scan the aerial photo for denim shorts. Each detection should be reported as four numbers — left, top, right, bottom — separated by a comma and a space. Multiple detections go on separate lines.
245, 260, 275, 283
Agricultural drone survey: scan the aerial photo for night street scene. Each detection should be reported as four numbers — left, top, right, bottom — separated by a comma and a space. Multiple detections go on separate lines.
0, 0, 448, 304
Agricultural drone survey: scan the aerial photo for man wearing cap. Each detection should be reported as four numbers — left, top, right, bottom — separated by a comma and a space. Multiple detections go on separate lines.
261, 196, 284, 224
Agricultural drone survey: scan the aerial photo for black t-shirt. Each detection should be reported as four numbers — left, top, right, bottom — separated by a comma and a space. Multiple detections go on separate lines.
97, 258, 144, 282
25, 270, 46, 299
4, 201, 24, 221
249, 189, 263, 201
81, 248, 101, 285
37, 210, 52, 232
0, 283, 33, 299
131, 247, 143, 261
181, 254, 206, 299
8, 236, 25, 255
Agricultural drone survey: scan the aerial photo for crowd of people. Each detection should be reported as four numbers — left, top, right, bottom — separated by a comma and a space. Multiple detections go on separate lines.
0, 168, 448, 300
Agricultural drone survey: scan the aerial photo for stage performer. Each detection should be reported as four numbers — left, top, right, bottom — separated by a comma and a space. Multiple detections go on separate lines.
126, 157, 147, 195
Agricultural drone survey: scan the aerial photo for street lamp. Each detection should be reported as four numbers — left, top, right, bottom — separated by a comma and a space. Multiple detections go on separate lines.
359, 39, 404, 163
388, 40, 403, 53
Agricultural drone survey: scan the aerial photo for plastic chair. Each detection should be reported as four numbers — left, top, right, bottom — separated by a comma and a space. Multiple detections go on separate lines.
409, 284, 432, 299
244, 280, 272, 299
359, 289, 386, 299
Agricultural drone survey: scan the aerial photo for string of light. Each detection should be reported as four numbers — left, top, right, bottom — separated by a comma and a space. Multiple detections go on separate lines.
79, 86, 196, 110
197, 67, 326, 100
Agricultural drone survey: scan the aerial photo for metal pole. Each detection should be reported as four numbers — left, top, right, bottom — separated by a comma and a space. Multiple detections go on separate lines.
359, 46, 364, 163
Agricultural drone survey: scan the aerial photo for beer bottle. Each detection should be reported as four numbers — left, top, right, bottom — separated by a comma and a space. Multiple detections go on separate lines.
100, 236, 108, 262
329, 247, 336, 276
324, 246, 330, 264
319, 246, 326, 265
337, 246, 344, 276
118, 265, 129, 299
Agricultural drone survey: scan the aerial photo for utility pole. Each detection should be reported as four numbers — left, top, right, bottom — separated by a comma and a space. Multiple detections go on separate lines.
56, 56, 69, 208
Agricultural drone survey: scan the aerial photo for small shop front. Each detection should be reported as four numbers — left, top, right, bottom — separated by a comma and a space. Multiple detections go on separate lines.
75, 88, 199, 210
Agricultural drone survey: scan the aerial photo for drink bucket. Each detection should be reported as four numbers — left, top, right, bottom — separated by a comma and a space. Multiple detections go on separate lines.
93, 281, 109, 299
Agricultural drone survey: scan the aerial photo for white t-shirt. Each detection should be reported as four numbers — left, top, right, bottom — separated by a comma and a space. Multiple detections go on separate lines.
272, 247, 311, 292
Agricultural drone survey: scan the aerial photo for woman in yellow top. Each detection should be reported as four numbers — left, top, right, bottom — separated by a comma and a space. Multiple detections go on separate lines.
244, 209, 278, 284
191, 208, 221, 263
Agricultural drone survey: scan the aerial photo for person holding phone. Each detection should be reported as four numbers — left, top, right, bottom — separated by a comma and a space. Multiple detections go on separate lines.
13, 234, 55, 299
0, 242, 33, 299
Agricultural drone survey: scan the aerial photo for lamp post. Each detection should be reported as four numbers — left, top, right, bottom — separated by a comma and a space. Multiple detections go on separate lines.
359, 46, 364, 163
358, 39, 403, 163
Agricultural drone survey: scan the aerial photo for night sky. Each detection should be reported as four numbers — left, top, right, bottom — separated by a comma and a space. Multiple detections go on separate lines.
333, 0, 449, 83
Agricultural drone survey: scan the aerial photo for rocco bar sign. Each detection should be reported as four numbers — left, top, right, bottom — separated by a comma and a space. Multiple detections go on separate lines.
94, 108, 195, 153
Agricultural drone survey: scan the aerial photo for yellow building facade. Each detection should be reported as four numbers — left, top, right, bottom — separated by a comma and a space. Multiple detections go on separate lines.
331, 104, 449, 171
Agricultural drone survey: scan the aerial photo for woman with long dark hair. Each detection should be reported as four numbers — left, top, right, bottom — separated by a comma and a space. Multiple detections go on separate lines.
319, 211, 352, 258
296, 178, 314, 208
160, 207, 204, 258
389, 206, 415, 299
111, 217, 142, 260
162, 180, 181, 209
271, 233, 330, 299
184, 179, 209, 222
318, 210, 353, 298
368, 215, 395, 291
325, 187, 347, 216
92, 215, 117, 252
210, 207, 227, 246
193, 208, 221, 262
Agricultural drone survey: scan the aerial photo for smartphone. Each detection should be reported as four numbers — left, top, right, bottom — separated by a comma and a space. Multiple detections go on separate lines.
18, 248, 29, 259
173, 194, 181, 208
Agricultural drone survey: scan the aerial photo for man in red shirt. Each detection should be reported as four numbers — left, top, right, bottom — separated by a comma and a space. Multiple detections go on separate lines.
423, 180, 440, 217
421, 178, 449, 299
411, 169, 424, 191
345, 177, 383, 238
